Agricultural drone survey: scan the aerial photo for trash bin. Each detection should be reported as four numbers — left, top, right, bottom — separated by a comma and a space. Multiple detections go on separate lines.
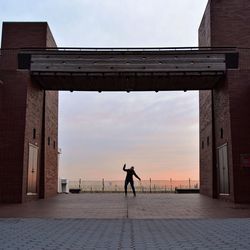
58, 178, 69, 193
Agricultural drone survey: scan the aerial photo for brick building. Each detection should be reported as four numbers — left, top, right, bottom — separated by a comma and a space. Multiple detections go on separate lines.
0, 23, 58, 202
199, 0, 250, 203
0, 0, 250, 203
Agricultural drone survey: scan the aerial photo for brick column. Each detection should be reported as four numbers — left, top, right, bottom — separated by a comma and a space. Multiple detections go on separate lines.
199, 0, 250, 203
0, 22, 58, 203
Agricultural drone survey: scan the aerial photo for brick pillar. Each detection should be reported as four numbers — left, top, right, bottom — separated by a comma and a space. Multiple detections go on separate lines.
199, 0, 250, 203
199, 2, 215, 198
0, 22, 58, 203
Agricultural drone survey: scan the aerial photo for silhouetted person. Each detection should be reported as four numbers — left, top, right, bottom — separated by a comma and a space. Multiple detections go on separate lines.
123, 164, 141, 196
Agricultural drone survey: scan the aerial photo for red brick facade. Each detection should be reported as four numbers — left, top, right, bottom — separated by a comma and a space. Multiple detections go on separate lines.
199, 0, 250, 202
0, 23, 58, 202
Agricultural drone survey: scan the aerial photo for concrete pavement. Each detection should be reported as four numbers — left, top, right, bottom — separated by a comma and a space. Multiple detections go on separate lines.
1, 194, 250, 249
1, 193, 250, 219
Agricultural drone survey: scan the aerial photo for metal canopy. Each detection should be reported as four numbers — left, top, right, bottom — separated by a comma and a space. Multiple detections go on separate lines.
18, 48, 238, 91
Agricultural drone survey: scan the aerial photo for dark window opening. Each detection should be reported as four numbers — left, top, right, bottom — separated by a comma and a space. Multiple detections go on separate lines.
202, 141, 204, 149
53, 141, 56, 149
33, 128, 36, 139
48, 137, 50, 146
207, 136, 209, 146
220, 128, 224, 139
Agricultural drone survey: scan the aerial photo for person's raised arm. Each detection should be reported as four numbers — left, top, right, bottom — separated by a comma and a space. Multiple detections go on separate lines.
123, 164, 127, 171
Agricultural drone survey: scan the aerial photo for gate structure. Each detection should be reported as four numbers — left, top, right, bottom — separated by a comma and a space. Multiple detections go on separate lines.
0, 0, 250, 203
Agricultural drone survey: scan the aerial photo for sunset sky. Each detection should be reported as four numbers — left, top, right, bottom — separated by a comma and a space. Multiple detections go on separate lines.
1, 0, 208, 180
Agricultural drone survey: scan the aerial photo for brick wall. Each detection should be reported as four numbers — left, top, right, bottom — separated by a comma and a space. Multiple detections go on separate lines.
1, 22, 48, 48
44, 90, 58, 198
199, 90, 214, 197
0, 71, 27, 202
43, 24, 58, 199
213, 77, 234, 201
227, 71, 250, 203
211, 0, 250, 203
199, 1, 214, 198
210, 0, 250, 48
0, 22, 58, 203
22, 75, 44, 202
199, 0, 250, 203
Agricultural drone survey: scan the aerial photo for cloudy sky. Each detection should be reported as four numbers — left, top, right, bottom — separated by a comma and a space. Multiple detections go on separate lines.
1, 0, 208, 180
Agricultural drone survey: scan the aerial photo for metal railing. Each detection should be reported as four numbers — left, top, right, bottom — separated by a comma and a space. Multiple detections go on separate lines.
0, 46, 248, 54
16, 47, 238, 56
68, 179, 199, 193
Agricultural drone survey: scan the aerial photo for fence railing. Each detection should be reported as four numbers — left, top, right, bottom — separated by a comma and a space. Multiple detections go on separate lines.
67, 179, 199, 193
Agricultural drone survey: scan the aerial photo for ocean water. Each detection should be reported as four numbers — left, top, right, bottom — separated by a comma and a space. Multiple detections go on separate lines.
68, 179, 199, 192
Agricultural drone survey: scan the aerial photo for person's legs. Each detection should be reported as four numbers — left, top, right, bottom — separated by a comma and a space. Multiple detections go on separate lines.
124, 179, 129, 196
130, 180, 136, 196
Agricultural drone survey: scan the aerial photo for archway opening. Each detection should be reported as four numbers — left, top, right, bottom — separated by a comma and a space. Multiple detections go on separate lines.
58, 91, 199, 193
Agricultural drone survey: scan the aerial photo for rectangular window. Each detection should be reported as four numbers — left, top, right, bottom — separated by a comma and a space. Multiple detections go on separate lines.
220, 128, 224, 139
33, 128, 36, 139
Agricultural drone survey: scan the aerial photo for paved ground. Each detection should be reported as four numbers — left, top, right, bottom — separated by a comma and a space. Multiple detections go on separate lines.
1, 193, 250, 219
1, 218, 250, 249
1, 194, 250, 249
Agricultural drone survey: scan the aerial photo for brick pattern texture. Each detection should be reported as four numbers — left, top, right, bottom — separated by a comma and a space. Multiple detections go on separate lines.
199, 0, 250, 203
0, 22, 58, 203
